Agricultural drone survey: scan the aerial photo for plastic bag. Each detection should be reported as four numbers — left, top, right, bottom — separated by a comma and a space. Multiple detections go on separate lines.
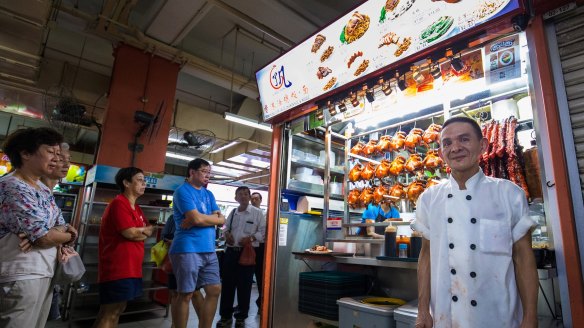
55, 246, 86, 283
151, 240, 169, 267
161, 255, 173, 274
238, 243, 256, 266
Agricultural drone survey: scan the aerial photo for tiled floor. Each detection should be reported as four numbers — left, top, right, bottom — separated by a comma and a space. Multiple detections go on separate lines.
46, 286, 261, 328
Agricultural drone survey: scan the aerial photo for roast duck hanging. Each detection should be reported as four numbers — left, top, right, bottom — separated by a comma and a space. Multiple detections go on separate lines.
405, 154, 424, 172
425, 177, 442, 189
405, 128, 424, 151
388, 156, 406, 176
349, 163, 364, 182
406, 180, 425, 203
375, 159, 392, 179
360, 162, 377, 180
422, 123, 442, 145
423, 150, 444, 170
373, 184, 389, 205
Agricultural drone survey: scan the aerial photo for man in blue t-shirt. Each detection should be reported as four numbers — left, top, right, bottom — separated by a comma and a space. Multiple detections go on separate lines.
360, 201, 400, 239
169, 158, 225, 328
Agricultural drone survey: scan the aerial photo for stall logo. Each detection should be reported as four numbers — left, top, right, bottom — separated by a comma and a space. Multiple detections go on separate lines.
145, 175, 158, 188
269, 65, 292, 90
490, 40, 515, 52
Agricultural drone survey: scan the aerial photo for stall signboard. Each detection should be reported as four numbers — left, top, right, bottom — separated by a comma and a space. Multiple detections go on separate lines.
85, 165, 185, 191
257, 0, 520, 121
485, 34, 521, 84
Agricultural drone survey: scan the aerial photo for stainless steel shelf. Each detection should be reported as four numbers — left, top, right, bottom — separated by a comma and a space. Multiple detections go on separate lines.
291, 157, 345, 175
343, 221, 412, 227
326, 238, 384, 244
334, 256, 418, 269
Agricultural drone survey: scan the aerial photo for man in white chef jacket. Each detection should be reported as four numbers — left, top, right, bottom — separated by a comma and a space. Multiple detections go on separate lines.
412, 116, 538, 328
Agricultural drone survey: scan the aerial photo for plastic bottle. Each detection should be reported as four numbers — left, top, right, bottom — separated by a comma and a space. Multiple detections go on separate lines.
396, 235, 411, 257
384, 225, 397, 257
410, 231, 422, 258
398, 243, 408, 258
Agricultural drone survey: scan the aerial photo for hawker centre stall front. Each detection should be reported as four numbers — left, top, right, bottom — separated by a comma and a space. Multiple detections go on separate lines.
255, 0, 584, 327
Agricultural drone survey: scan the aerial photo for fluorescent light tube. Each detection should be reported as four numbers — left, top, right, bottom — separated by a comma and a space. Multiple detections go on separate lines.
165, 152, 195, 161
224, 112, 272, 132
210, 140, 241, 154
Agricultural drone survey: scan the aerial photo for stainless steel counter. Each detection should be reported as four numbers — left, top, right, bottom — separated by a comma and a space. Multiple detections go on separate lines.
293, 252, 418, 269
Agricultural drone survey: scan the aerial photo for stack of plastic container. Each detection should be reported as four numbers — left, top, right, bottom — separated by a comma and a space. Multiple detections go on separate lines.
299, 271, 367, 321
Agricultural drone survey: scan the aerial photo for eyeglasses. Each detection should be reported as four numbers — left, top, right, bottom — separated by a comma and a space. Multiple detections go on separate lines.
197, 169, 212, 176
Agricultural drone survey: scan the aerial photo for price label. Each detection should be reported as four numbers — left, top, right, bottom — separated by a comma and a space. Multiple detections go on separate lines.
543, 2, 576, 20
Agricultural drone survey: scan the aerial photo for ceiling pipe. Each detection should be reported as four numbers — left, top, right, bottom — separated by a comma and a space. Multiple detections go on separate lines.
169, 2, 213, 46
206, 0, 294, 48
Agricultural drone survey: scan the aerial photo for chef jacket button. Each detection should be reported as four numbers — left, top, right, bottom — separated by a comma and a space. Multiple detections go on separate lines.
471, 300, 477, 307
470, 271, 476, 278
448, 194, 453, 198
452, 296, 458, 302
466, 195, 472, 200
451, 269, 456, 275
470, 244, 476, 250
471, 218, 477, 224
448, 217, 453, 223
449, 243, 454, 249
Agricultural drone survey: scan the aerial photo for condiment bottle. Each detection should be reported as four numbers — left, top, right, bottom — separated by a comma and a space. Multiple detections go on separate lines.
396, 235, 411, 257
410, 231, 423, 258
398, 243, 408, 258
384, 225, 397, 257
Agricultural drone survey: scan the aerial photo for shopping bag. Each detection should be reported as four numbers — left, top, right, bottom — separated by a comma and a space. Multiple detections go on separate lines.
55, 246, 86, 283
151, 240, 169, 267
161, 255, 173, 274
238, 243, 256, 266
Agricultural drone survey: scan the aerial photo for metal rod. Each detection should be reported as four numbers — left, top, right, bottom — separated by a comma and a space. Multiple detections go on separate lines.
323, 126, 332, 245
351, 111, 443, 140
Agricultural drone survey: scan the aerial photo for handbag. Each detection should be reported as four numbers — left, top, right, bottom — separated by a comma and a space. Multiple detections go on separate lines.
151, 240, 169, 267
55, 246, 86, 283
239, 242, 256, 266
161, 254, 173, 274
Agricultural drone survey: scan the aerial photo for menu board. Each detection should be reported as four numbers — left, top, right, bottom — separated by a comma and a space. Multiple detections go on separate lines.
257, 0, 519, 121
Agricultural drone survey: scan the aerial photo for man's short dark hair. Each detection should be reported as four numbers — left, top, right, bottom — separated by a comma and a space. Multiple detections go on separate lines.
115, 167, 144, 192
251, 192, 262, 200
235, 186, 250, 195
442, 116, 483, 139
2, 127, 63, 168
187, 158, 210, 177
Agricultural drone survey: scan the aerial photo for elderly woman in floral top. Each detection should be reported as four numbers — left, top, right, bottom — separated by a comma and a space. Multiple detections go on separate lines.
0, 127, 78, 328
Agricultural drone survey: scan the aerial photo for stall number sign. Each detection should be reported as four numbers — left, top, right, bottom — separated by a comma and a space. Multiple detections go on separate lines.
327, 217, 342, 230
543, 3, 576, 20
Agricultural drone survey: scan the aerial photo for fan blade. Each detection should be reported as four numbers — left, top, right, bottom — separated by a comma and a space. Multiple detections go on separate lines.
148, 101, 166, 144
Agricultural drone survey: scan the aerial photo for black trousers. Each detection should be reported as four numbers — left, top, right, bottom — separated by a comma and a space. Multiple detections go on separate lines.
254, 243, 265, 308
219, 248, 255, 319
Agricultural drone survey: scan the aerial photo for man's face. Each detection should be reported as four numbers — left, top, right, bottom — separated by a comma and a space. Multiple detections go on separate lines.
48, 148, 71, 179
191, 164, 212, 185
439, 122, 487, 174
251, 193, 262, 208
235, 189, 251, 206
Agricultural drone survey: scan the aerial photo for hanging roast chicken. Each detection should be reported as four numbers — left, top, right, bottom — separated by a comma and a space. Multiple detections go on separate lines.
373, 184, 389, 205
406, 180, 425, 204
388, 156, 406, 176
405, 154, 424, 172
375, 159, 392, 179
423, 150, 444, 170
425, 177, 442, 189
422, 123, 442, 145
349, 163, 364, 182
348, 189, 361, 209
405, 128, 424, 152
389, 183, 406, 200
360, 162, 377, 180
376, 135, 392, 153
389, 131, 407, 151
362, 139, 379, 157
358, 187, 375, 208
350, 141, 366, 156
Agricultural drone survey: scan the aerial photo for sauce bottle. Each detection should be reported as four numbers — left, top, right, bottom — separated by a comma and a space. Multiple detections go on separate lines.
396, 235, 411, 257
410, 231, 423, 258
384, 225, 397, 257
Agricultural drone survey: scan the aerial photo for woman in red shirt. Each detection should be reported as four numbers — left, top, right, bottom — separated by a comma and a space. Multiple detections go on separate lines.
93, 167, 154, 328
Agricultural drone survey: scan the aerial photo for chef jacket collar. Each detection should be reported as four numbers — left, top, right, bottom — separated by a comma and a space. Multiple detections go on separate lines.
449, 169, 485, 192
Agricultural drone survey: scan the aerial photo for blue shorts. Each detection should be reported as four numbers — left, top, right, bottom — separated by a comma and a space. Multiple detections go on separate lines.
99, 278, 143, 304
169, 252, 220, 293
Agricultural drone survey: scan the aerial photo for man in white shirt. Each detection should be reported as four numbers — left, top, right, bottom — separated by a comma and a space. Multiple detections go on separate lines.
217, 187, 266, 328
412, 116, 538, 328
250, 192, 265, 313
